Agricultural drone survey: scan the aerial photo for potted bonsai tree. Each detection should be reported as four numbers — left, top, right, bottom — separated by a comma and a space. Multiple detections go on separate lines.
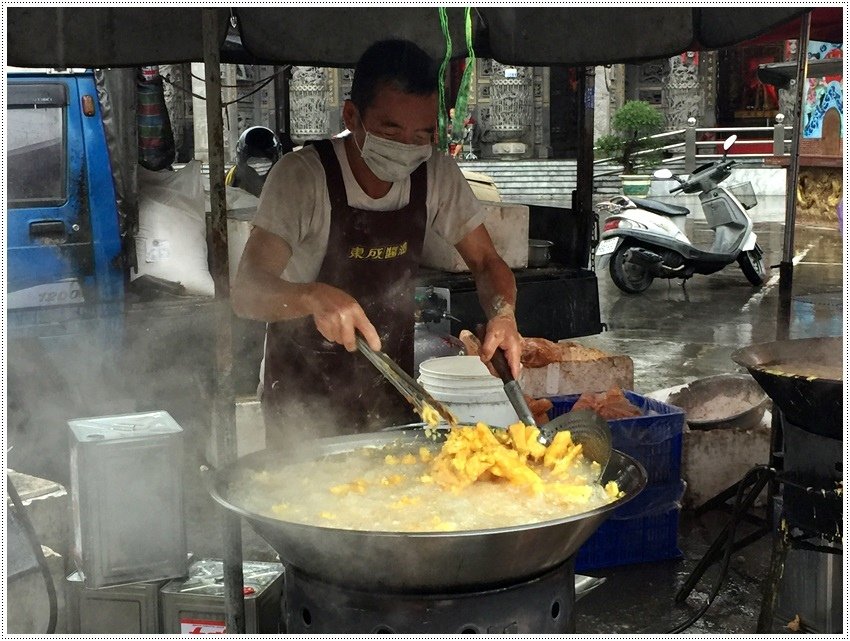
596, 100, 665, 196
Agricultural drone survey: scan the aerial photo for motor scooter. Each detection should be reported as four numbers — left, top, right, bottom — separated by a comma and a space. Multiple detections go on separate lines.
595, 135, 768, 294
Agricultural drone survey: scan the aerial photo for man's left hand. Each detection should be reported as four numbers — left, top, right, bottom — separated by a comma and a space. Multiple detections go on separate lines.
479, 314, 523, 379
453, 223, 522, 379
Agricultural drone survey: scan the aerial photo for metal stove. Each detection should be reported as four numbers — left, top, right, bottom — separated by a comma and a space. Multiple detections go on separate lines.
769, 414, 843, 633
728, 337, 842, 633
281, 558, 576, 634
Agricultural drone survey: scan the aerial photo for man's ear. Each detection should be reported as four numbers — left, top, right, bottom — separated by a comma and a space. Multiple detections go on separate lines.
342, 100, 358, 132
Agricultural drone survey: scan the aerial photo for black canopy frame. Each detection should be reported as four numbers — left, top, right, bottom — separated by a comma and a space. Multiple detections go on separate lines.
8, 7, 808, 69
7, 6, 815, 632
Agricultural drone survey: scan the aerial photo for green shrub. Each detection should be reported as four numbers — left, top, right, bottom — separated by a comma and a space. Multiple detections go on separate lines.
596, 100, 665, 174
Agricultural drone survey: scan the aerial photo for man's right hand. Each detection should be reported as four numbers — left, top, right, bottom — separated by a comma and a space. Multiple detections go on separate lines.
233, 228, 381, 352
304, 282, 382, 352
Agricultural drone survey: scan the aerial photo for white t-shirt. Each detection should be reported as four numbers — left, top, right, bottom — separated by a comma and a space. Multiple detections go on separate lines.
252, 137, 486, 280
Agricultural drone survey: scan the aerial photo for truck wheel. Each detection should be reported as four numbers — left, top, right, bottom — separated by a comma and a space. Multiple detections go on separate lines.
738, 245, 768, 286
610, 242, 654, 294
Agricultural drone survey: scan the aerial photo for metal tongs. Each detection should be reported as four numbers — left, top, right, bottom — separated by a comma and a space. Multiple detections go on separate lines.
355, 336, 457, 427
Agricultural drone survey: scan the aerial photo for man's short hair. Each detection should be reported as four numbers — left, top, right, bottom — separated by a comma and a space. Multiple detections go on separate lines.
350, 39, 438, 113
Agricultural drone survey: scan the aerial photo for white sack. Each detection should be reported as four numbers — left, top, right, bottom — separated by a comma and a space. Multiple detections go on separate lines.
132, 160, 214, 296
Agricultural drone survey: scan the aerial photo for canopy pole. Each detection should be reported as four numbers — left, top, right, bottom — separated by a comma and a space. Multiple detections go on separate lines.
761, 15, 812, 619
202, 8, 245, 634
776, 10, 811, 342
273, 66, 292, 138
574, 65, 596, 268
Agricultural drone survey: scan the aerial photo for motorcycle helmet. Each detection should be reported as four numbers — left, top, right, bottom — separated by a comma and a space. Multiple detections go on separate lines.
236, 126, 283, 165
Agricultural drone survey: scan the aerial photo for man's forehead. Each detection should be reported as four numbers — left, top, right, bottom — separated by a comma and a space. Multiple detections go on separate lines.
369, 85, 437, 111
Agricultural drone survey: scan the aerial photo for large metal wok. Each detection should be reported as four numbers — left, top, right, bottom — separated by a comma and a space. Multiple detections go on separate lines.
210, 429, 646, 593
731, 336, 843, 439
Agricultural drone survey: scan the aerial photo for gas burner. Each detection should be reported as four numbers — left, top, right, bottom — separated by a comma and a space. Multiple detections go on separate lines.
282, 559, 576, 634
780, 416, 843, 540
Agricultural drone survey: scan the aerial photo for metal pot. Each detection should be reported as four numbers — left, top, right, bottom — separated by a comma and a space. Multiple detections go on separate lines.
528, 239, 554, 268
209, 429, 646, 592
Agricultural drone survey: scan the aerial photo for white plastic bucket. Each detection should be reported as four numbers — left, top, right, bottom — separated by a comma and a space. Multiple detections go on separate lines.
417, 376, 502, 394
418, 356, 518, 427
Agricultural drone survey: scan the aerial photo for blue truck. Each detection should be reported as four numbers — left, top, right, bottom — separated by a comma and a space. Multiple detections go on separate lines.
7, 71, 124, 311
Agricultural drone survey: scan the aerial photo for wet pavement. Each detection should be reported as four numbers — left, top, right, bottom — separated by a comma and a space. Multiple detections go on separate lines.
573, 217, 843, 634
583, 218, 843, 393
575, 510, 774, 634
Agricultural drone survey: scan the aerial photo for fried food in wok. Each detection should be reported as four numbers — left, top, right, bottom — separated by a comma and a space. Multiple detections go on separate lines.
235, 423, 621, 533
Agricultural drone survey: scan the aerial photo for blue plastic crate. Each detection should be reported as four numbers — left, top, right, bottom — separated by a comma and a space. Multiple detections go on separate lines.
575, 480, 686, 571
610, 479, 687, 519
546, 391, 685, 485
576, 507, 683, 571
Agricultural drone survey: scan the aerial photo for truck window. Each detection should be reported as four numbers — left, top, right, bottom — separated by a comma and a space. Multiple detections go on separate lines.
7, 83, 67, 207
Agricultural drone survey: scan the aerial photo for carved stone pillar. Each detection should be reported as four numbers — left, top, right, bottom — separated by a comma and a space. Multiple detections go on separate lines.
234, 64, 276, 133
333, 68, 355, 133
626, 59, 668, 105
599, 64, 628, 138
699, 52, 718, 127
488, 62, 533, 137
476, 60, 534, 158
778, 83, 797, 126
160, 63, 192, 161
593, 66, 609, 141
663, 52, 702, 129
289, 66, 330, 143
777, 40, 799, 126
533, 67, 548, 158
473, 59, 492, 156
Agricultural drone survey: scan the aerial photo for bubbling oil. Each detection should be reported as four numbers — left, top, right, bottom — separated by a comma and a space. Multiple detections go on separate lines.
230, 424, 620, 533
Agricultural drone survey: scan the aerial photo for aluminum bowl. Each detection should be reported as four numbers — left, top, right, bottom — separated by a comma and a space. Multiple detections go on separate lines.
667, 374, 769, 431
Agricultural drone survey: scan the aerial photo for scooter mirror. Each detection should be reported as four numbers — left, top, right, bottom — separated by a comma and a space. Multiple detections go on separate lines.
723, 134, 738, 151
653, 168, 674, 179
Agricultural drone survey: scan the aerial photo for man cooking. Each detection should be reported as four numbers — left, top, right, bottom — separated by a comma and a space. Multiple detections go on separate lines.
232, 39, 522, 449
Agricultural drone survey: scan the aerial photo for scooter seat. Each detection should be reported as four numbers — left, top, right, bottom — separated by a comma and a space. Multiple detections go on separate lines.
631, 197, 690, 217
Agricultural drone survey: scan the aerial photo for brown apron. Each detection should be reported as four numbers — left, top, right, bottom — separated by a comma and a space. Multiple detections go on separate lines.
262, 139, 427, 450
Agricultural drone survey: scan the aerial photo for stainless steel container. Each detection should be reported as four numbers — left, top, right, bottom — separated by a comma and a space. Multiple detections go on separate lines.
160, 559, 284, 634
65, 571, 166, 633
776, 541, 843, 633
69, 410, 188, 588
772, 490, 843, 632
528, 239, 554, 267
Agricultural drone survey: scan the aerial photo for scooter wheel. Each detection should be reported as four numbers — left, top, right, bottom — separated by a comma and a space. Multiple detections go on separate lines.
738, 245, 769, 286
610, 242, 654, 294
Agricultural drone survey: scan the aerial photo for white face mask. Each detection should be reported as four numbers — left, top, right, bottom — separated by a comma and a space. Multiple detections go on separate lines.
354, 130, 432, 183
